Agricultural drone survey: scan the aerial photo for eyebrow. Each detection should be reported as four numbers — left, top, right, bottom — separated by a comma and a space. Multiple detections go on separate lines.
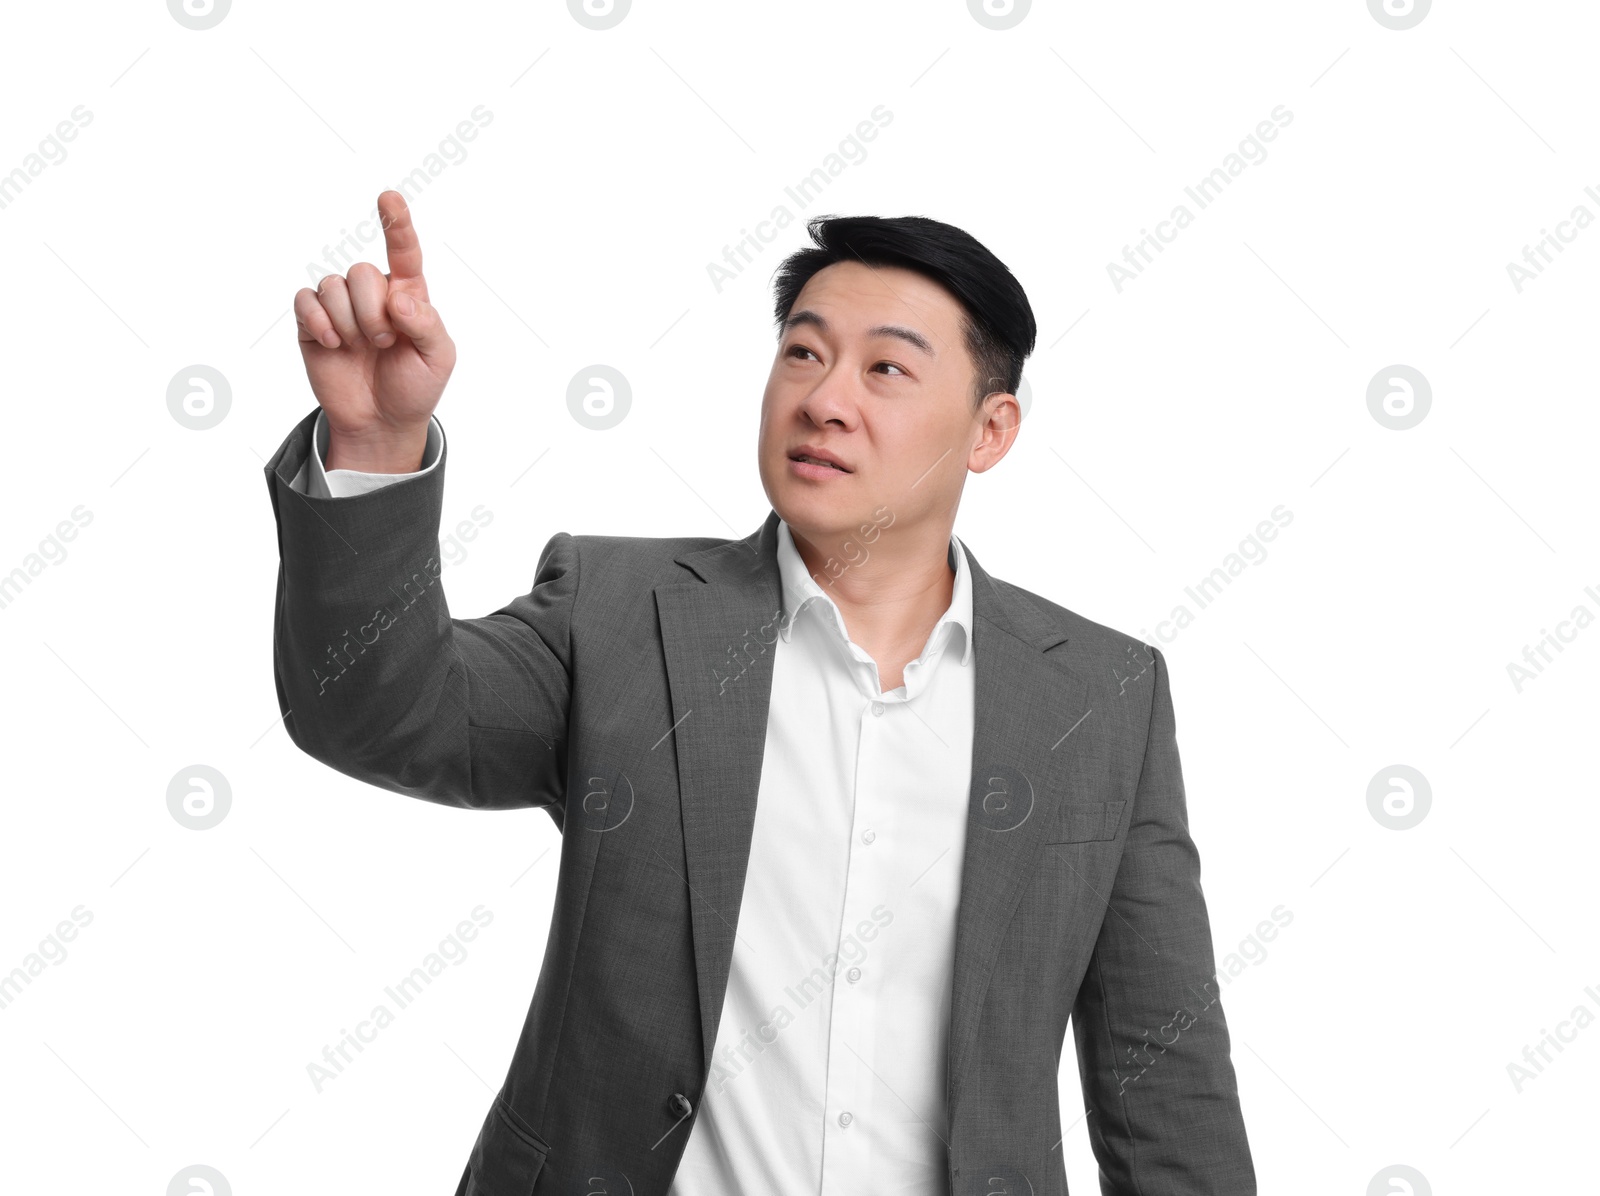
782, 309, 935, 357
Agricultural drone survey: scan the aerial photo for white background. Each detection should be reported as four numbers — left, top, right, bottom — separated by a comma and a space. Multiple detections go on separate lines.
1, 0, 1594, 1192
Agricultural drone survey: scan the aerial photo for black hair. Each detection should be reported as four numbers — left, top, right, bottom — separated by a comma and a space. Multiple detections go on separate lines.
769, 214, 1036, 411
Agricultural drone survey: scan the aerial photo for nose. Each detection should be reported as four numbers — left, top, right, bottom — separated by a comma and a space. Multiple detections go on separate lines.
798, 365, 860, 431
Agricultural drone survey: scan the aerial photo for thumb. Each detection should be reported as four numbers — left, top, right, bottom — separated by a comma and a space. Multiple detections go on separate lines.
388, 289, 449, 362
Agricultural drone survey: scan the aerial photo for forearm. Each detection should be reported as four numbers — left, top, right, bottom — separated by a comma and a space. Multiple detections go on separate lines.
264, 407, 575, 812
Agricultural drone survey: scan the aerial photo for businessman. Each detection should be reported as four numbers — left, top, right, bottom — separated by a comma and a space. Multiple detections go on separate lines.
266, 190, 1255, 1195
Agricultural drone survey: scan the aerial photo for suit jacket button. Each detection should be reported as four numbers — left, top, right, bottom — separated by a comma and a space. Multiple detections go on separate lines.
669, 1092, 692, 1117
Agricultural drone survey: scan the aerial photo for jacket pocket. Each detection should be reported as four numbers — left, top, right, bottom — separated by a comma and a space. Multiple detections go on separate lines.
462, 1097, 549, 1195
1044, 799, 1126, 843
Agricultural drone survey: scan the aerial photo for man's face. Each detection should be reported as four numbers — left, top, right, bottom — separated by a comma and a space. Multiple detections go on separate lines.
757, 260, 1015, 552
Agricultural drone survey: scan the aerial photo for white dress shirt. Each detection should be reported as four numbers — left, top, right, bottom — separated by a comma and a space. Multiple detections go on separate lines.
292, 410, 977, 1194
669, 519, 975, 1196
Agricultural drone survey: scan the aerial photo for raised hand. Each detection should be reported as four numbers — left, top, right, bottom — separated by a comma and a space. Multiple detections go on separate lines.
293, 190, 456, 472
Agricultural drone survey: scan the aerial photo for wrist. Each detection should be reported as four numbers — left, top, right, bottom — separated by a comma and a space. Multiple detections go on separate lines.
324, 419, 430, 474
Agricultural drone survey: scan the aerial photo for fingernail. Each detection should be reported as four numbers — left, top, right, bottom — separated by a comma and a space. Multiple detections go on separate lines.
373, 333, 395, 347
321, 330, 339, 348
394, 293, 415, 317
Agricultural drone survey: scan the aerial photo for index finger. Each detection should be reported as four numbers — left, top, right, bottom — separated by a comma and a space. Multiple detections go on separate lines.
378, 190, 424, 281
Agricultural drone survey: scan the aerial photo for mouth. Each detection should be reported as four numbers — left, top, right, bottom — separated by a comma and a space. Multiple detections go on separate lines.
788, 451, 852, 474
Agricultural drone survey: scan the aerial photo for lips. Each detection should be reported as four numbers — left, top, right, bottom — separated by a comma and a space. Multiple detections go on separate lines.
789, 445, 852, 473
793, 454, 846, 472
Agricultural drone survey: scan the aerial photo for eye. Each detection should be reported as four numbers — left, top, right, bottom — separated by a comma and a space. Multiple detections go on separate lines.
784, 345, 906, 377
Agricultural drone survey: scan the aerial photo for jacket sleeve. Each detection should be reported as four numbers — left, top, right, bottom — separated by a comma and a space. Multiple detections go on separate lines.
1070, 646, 1255, 1194
263, 406, 575, 819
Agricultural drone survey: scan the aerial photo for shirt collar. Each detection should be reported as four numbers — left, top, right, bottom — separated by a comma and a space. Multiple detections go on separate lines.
774, 517, 974, 668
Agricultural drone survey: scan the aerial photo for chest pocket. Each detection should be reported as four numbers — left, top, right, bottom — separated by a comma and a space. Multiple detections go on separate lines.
1045, 799, 1125, 843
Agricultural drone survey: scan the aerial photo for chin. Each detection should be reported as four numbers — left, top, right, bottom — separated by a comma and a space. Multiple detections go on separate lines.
771, 486, 829, 524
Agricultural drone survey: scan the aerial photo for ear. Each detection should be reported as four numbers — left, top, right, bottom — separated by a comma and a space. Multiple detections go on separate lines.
969, 393, 1021, 474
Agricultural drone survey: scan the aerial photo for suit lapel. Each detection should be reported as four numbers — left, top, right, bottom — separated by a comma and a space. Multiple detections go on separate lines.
652, 510, 1091, 1092
653, 515, 785, 1079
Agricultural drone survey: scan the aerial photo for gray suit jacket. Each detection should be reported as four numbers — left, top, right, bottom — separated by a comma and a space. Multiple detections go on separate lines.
264, 406, 1254, 1195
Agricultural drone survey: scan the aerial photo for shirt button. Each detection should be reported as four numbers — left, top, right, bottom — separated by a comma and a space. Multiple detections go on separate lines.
838, 1111, 853, 1127
871, 701, 884, 716
846, 966, 861, 983
861, 829, 875, 844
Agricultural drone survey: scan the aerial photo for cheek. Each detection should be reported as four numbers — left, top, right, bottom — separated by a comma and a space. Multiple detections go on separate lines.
759, 381, 789, 430
757, 394, 778, 439
885, 415, 949, 464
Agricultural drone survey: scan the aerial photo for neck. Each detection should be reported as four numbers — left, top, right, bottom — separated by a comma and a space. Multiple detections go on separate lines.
789, 517, 955, 658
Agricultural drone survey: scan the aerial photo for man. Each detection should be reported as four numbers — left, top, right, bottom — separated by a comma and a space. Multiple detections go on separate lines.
266, 190, 1255, 1195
